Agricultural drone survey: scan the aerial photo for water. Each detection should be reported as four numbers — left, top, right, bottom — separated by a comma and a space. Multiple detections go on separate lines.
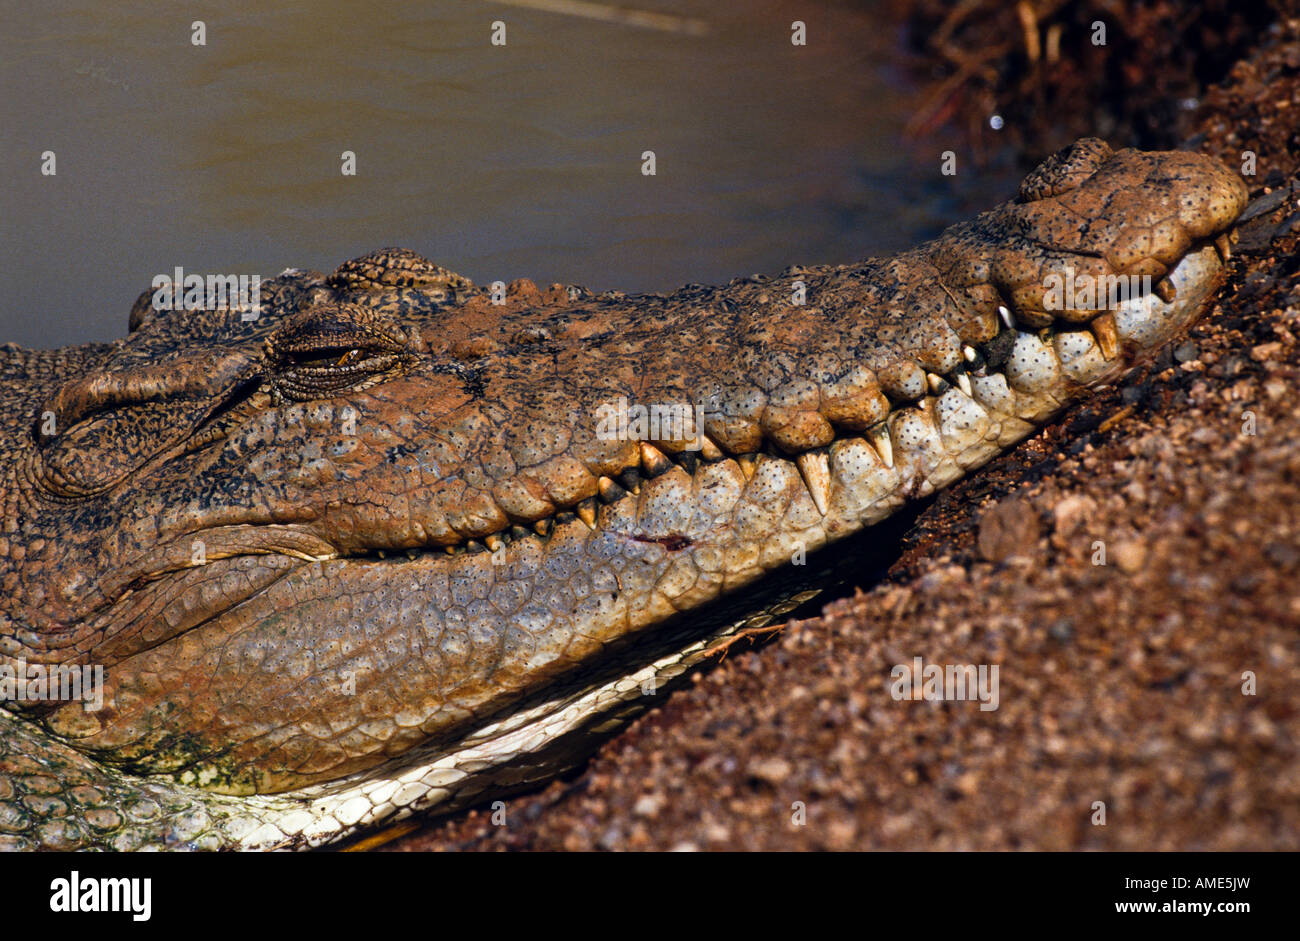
0, 0, 1016, 350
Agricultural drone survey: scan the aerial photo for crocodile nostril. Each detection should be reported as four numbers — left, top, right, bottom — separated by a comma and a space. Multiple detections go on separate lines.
1018, 137, 1114, 202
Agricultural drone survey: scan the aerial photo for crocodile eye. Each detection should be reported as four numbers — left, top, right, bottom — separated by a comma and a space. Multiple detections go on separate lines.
281, 345, 363, 369
266, 303, 416, 401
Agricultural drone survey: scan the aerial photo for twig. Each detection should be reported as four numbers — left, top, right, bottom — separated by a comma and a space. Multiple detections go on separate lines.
704, 622, 787, 662
483, 0, 709, 36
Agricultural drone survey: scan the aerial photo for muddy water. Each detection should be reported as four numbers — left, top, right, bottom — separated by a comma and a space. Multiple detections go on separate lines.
0, 0, 1016, 350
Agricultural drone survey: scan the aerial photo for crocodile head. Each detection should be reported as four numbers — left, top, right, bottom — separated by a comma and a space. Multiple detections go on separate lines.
0, 139, 1247, 848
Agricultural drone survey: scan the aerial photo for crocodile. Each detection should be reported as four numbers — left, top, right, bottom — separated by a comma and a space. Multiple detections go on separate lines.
0, 139, 1247, 850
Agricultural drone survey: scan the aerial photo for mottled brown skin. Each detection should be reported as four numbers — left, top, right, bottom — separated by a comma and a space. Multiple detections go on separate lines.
0, 140, 1247, 849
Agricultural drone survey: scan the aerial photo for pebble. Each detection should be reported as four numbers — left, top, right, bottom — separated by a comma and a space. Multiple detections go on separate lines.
748, 757, 793, 785
1048, 618, 1075, 643
1251, 341, 1284, 361
1052, 494, 1097, 542
1112, 539, 1146, 574
633, 793, 665, 818
977, 496, 1042, 562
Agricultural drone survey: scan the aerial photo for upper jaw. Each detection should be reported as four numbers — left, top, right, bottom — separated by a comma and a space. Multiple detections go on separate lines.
160, 147, 1249, 564
933, 143, 1248, 335
18, 143, 1250, 626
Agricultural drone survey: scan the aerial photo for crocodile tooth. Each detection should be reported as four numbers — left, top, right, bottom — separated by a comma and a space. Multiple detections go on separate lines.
963, 345, 979, 362
466, 540, 486, 554
1091, 313, 1120, 360
998, 305, 1015, 329
510, 526, 530, 540
618, 468, 642, 494
533, 518, 552, 537
926, 372, 950, 395
576, 498, 598, 530
640, 442, 671, 477
955, 369, 973, 396
406, 548, 420, 559
736, 452, 760, 481
867, 423, 894, 468
677, 451, 698, 475
597, 475, 626, 503
484, 534, 504, 552
795, 450, 832, 516
1214, 233, 1233, 261
698, 434, 724, 461
1154, 277, 1177, 302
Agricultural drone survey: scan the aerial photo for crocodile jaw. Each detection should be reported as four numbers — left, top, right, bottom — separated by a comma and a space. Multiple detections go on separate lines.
200, 243, 1227, 849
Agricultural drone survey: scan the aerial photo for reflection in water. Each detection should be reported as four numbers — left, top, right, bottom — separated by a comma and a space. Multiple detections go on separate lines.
0, 0, 1014, 349
485, 0, 710, 35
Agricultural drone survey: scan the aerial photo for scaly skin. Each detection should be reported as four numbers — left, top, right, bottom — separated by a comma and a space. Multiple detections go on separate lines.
0, 139, 1246, 849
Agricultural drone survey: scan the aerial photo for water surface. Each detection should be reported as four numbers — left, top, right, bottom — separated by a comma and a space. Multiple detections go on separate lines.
1, 0, 1016, 349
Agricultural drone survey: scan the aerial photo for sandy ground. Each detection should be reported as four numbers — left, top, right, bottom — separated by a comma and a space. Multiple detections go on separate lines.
381, 8, 1300, 852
